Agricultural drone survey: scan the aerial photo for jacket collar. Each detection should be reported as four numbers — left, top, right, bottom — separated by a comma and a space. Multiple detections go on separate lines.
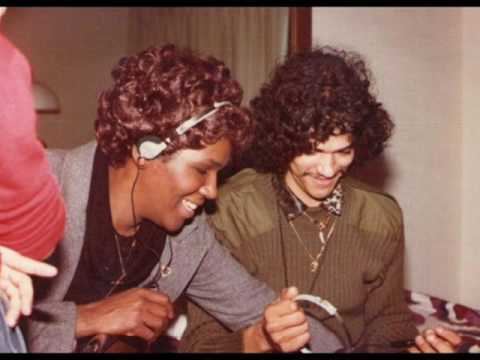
272, 173, 343, 221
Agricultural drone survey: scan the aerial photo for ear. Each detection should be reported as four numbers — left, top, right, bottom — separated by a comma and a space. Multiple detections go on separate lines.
131, 145, 146, 169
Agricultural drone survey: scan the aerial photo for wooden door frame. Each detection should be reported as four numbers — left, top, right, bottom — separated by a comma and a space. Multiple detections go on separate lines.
288, 7, 312, 55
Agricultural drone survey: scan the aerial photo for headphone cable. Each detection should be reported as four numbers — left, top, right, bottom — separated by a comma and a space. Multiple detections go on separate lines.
130, 162, 172, 285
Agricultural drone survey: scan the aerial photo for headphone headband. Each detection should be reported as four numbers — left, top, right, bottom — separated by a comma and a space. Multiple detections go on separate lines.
137, 101, 232, 160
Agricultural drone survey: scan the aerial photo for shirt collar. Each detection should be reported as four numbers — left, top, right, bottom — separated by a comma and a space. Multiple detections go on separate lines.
272, 174, 343, 221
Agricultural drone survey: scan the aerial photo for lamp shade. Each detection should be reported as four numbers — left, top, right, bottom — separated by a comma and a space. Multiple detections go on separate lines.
32, 82, 60, 113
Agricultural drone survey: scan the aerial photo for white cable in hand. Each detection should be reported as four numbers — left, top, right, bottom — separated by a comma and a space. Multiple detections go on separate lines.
294, 294, 339, 354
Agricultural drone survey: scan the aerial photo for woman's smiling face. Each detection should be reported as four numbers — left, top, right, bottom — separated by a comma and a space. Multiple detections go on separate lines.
136, 138, 231, 232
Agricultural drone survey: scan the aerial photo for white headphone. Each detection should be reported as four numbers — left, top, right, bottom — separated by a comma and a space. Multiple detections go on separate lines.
137, 101, 232, 160
293, 294, 348, 353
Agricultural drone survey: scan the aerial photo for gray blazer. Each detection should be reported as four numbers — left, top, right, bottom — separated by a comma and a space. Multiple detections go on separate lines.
23, 142, 276, 352
24, 142, 341, 353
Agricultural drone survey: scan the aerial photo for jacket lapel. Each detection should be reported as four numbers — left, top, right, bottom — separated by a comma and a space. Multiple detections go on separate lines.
44, 142, 96, 300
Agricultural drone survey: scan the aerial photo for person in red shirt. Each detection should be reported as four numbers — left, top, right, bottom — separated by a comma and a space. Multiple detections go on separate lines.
0, 7, 65, 343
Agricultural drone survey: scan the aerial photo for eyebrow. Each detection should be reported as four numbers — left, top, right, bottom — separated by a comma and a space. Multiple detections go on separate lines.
198, 159, 227, 169
336, 145, 353, 152
316, 144, 353, 152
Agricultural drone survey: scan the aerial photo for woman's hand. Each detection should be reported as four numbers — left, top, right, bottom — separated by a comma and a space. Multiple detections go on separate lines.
76, 287, 175, 342
0, 246, 58, 327
243, 286, 310, 352
408, 326, 462, 353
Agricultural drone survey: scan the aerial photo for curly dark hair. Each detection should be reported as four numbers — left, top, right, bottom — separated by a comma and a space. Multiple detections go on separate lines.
95, 44, 254, 167
245, 46, 393, 174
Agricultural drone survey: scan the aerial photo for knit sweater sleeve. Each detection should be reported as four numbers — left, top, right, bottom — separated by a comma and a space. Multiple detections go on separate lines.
179, 299, 245, 352
360, 221, 418, 352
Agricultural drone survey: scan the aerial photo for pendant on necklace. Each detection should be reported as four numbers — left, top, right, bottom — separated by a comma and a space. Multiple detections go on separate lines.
310, 260, 319, 273
318, 221, 326, 231
318, 231, 326, 245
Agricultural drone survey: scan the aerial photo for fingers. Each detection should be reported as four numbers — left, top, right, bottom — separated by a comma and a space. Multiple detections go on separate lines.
435, 327, 462, 347
140, 289, 172, 305
267, 287, 300, 319
22, 260, 58, 278
140, 289, 174, 319
143, 310, 172, 340
125, 299, 173, 342
0, 278, 21, 327
142, 291, 175, 340
407, 345, 420, 353
263, 287, 310, 352
0, 247, 56, 325
414, 327, 461, 353
125, 324, 156, 341
265, 305, 305, 333
88, 288, 175, 340
414, 334, 436, 353
280, 286, 299, 301
8, 270, 34, 316
146, 299, 175, 321
276, 332, 310, 353
267, 318, 310, 352
0, 246, 57, 278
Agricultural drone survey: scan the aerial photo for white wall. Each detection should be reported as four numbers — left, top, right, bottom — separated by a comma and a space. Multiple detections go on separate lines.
460, 8, 480, 308
1, 7, 129, 148
313, 7, 480, 308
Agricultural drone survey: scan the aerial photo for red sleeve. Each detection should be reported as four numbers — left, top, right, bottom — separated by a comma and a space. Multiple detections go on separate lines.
0, 33, 65, 260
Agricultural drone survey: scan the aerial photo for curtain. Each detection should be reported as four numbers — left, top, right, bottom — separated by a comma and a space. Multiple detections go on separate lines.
127, 7, 288, 105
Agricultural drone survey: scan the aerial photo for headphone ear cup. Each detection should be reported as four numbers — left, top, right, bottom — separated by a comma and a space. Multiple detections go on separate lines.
137, 136, 166, 160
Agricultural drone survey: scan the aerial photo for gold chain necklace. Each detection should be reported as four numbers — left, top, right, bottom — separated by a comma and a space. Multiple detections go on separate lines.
107, 233, 137, 297
288, 212, 336, 273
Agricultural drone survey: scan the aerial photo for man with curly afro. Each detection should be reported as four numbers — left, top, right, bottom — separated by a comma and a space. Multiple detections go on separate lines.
180, 46, 461, 353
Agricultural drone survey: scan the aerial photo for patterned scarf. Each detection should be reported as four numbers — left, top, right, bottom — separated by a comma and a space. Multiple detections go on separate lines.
272, 173, 343, 221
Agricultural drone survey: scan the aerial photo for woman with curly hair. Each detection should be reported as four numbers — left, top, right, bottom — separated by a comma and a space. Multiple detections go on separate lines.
181, 46, 462, 353
21, 44, 334, 353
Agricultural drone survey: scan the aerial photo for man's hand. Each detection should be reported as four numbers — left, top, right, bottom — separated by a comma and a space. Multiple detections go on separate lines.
0, 245, 58, 327
408, 326, 462, 353
77, 288, 175, 342
243, 286, 310, 352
